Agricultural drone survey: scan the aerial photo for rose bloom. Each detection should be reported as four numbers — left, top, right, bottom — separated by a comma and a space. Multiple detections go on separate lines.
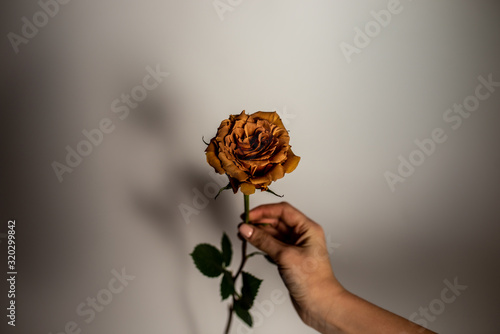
205, 110, 300, 195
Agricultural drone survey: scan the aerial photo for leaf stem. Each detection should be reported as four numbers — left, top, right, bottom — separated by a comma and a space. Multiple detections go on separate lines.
224, 194, 250, 334
246, 251, 267, 259
224, 303, 234, 334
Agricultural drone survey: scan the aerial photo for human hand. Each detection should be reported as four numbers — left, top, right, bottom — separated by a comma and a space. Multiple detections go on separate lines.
239, 202, 437, 334
238, 202, 344, 332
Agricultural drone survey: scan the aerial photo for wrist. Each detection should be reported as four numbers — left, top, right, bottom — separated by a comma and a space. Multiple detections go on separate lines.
305, 276, 347, 334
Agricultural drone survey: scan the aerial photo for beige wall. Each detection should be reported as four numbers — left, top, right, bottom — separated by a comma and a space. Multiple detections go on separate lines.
1, 1, 499, 333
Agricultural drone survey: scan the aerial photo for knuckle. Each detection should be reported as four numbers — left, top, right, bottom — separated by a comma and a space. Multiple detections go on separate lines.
280, 201, 290, 207
310, 221, 325, 235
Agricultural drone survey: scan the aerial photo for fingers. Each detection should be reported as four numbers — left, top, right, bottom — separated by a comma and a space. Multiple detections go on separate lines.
258, 221, 298, 244
238, 223, 286, 261
249, 202, 312, 230
249, 217, 279, 226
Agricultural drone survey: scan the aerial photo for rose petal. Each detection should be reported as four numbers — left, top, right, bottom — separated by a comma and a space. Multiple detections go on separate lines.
269, 146, 288, 163
249, 173, 272, 185
269, 164, 286, 181
218, 151, 249, 182
216, 120, 231, 142
205, 140, 225, 174
251, 111, 285, 129
283, 148, 301, 173
239, 159, 269, 170
244, 122, 258, 138
230, 110, 249, 124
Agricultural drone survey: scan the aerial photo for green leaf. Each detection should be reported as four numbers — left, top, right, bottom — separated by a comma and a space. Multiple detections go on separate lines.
234, 300, 253, 327
190, 244, 224, 278
221, 233, 232, 267
214, 183, 232, 200
240, 272, 263, 310
220, 270, 235, 301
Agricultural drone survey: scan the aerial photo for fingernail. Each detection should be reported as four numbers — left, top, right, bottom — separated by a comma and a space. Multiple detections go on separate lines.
239, 224, 253, 239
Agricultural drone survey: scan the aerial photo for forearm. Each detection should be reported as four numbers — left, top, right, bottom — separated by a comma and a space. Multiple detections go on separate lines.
318, 289, 437, 334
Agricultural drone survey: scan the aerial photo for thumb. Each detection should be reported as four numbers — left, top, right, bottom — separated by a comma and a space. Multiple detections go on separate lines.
239, 223, 285, 261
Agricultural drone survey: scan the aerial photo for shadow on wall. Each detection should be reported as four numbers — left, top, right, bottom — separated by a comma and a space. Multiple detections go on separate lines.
126, 97, 239, 333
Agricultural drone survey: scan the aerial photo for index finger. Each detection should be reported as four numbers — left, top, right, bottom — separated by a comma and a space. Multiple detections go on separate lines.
249, 202, 309, 229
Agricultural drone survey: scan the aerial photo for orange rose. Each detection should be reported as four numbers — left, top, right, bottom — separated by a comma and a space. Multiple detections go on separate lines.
205, 110, 300, 195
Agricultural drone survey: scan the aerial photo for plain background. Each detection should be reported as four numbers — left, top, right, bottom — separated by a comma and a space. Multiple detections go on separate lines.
1, 0, 499, 333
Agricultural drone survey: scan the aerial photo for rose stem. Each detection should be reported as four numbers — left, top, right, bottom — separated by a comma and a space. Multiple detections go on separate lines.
234, 194, 249, 280
224, 194, 250, 334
